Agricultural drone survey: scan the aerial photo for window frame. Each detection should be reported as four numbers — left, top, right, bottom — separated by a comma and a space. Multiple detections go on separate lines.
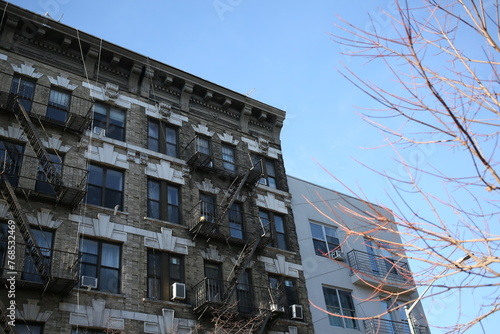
0, 138, 25, 187
147, 179, 180, 224
199, 193, 217, 224
16, 322, 44, 334
22, 227, 54, 283
322, 286, 358, 329
268, 275, 300, 319
35, 151, 63, 195
93, 102, 126, 141
228, 202, 244, 239
80, 238, 121, 294
195, 136, 211, 156
252, 155, 278, 189
259, 210, 288, 250
309, 222, 340, 257
147, 249, 185, 301
46, 87, 71, 123
148, 118, 179, 158
221, 144, 236, 172
86, 164, 124, 211
10, 75, 36, 112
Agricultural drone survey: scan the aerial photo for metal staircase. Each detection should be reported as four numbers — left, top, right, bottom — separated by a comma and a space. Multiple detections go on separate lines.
0, 304, 17, 334
0, 174, 48, 279
7, 96, 64, 194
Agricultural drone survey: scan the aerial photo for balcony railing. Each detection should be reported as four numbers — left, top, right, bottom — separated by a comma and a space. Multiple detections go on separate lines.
193, 278, 286, 316
364, 318, 429, 334
188, 201, 271, 244
0, 241, 81, 294
184, 136, 262, 186
0, 149, 88, 207
347, 250, 414, 291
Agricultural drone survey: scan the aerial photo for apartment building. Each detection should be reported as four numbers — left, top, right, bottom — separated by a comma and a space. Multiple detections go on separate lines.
0, 3, 313, 333
287, 176, 430, 334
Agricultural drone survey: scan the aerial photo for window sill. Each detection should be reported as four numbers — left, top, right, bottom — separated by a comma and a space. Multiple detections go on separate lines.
142, 298, 192, 308
75, 288, 126, 299
256, 183, 291, 197
83, 203, 129, 216
143, 217, 187, 229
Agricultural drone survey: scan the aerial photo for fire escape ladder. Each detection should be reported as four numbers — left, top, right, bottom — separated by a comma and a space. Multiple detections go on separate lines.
258, 311, 273, 334
0, 175, 49, 278
0, 304, 17, 334
222, 234, 261, 303
8, 97, 64, 193
217, 170, 250, 224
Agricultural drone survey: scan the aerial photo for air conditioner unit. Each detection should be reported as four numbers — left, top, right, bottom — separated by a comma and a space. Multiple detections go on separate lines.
332, 250, 345, 261
270, 303, 285, 313
81, 276, 98, 289
93, 126, 106, 137
171, 282, 186, 300
290, 304, 303, 320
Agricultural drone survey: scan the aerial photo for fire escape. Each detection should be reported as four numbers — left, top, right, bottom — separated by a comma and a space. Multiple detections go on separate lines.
186, 136, 284, 332
0, 95, 85, 298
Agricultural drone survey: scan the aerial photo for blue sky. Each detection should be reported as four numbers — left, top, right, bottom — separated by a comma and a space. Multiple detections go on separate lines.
5, 1, 497, 333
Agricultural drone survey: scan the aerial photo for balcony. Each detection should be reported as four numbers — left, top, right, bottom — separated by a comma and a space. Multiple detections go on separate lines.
364, 318, 429, 334
184, 136, 262, 186
2, 93, 92, 135
0, 242, 81, 294
0, 149, 88, 208
347, 250, 414, 293
188, 201, 271, 246
193, 278, 286, 317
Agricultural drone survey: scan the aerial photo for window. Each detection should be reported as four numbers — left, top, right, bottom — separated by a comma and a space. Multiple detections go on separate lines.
17, 322, 44, 334
322, 286, 357, 329
148, 119, 178, 157
10, 75, 36, 112
147, 250, 184, 300
221, 145, 236, 172
229, 202, 244, 239
252, 156, 277, 188
199, 193, 216, 223
0, 222, 9, 275
236, 271, 253, 313
259, 210, 287, 250
35, 152, 62, 195
269, 276, 299, 318
204, 261, 223, 302
46, 88, 71, 122
80, 238, 121, 293
196, 136, 211, 155
93, 103, 126, 141
22, 228, 53, 283
147, 179, 180, 224
0, 139, 24, 187
310, 222, 340, 256
86, 164, 124, 210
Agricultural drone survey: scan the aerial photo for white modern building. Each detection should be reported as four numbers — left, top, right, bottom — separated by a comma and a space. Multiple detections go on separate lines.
288, 176, 430, 334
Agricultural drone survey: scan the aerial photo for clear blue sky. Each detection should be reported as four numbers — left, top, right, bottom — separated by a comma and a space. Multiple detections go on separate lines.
5, 1, 497, 333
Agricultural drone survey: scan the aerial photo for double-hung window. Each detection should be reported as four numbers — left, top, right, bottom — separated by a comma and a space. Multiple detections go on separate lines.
310, 222, 340, 256
147, 250, 184, 300
196, 136, 211, 156
322, 286, 357, 329
221, 145, 236, 172
0, 139, 25, 187
259, 210, 287, 250
80, 238, 121, 293
148, 119, 178, 158
269, 275, 299, 318
46, 88, 71, 123
86, 164, 124, 211
22, 228, 53, 283
252, 156, 277, 188
17, 322, 44, 334
147, 179, 180, 224
93, 103, 126, 141
35, 152, 63, 195
199, 193, 216, 224
228, 202, 244, 239
10, 75, 36, 112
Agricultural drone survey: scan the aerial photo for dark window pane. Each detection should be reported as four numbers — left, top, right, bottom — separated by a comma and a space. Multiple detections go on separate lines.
100, 267, 119, 293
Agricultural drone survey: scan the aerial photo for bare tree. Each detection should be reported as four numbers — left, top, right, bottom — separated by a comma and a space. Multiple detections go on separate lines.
311, 0, 500, 333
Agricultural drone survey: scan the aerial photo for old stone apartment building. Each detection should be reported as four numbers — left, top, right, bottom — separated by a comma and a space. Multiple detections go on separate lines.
0, 3, 312, 333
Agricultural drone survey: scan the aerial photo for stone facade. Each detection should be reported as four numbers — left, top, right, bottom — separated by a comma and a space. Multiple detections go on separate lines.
0, 3, 312, 334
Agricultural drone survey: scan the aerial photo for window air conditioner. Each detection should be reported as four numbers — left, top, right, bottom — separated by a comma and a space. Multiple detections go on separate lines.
332, 250, 345, 261
93, 126, 106, 137
270, 303, 285, 313
81, 276, 98, 289
171, 282, 186, 300
290, 304, 303, 320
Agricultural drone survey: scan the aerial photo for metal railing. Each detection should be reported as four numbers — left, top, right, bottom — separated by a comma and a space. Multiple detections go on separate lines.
193, 278, 285, 315
188, 201, 271, 243
364, 318, 429, 334
0, 241, 81, 293
347, 250, 413, 285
